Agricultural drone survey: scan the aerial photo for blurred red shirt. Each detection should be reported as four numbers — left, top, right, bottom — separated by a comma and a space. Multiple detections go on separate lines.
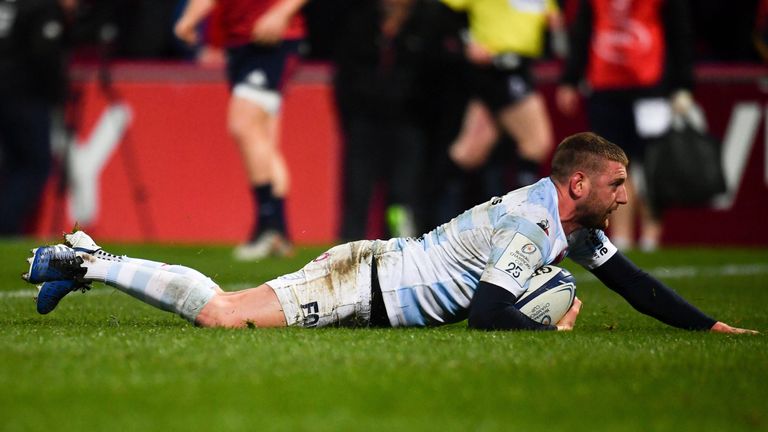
587, 0, 665, 89
209, 0, 306, 47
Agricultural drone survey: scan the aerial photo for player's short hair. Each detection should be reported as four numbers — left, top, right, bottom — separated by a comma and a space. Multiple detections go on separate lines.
550, 132, 628, 183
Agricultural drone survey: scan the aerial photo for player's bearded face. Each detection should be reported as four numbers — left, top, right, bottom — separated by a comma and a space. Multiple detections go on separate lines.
580, 189, 611, 229
580, 190, 608, 229
579, 162, 628, 230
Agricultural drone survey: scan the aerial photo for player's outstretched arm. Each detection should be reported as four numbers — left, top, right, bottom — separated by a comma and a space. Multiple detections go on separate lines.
710, 322, 759, 335
591, 253, 756, 332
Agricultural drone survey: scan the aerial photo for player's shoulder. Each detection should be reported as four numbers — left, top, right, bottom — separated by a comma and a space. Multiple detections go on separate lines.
494, 180, 557, 220
500, 178, 556, 204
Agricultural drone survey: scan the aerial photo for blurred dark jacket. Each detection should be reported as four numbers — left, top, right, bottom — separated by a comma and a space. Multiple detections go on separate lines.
329, 0, 464, 122
0, 0, 69, 103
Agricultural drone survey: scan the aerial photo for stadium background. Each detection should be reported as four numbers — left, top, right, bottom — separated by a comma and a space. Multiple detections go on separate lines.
3, 4, 767, 431
30, 62, 768, 246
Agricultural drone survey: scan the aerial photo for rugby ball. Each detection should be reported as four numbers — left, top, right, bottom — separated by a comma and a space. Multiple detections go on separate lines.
514, 266, 576, 325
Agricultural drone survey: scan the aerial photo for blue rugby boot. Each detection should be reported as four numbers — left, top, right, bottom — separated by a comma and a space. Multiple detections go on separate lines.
35, 280, 91, 315
22, 245, 87, 284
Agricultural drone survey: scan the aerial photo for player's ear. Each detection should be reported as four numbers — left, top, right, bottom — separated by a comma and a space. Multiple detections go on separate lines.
569, 172, 588, 198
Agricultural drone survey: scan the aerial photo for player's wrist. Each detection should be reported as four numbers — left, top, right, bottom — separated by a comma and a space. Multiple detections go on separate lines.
710, 321, 726, 332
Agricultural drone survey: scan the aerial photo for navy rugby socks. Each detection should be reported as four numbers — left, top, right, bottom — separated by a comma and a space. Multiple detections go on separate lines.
253, 184, 286, 237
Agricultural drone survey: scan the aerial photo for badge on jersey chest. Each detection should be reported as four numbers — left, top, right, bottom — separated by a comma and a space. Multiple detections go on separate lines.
494, 233, 542, 285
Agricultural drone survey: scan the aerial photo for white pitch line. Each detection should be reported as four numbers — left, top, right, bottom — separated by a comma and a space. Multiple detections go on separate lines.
649, 263, 768, 279
566, 263, 768, 282
2, 263, 768, 299
0, 288, 116, 299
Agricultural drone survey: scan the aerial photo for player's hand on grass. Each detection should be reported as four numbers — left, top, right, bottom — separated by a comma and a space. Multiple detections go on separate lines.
710, 321, 759, 335
556, 297, 582, 331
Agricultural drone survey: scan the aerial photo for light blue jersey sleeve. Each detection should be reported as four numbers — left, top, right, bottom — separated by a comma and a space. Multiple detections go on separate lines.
480, 215, 551, 297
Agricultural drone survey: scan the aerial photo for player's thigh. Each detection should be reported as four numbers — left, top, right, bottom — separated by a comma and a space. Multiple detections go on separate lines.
267, 241, 376, 328
453, 99, 498, 161
227, 95, 272, 136
498, 93, 553, 161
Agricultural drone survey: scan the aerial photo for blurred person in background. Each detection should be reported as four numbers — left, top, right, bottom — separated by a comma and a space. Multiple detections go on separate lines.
440, 0, 566, 190
330, 0, 459, 241
691, 0, 763, 62
556, 0, 695, 252
174, 0, 305, 260
0, 0, 76, 236
105, 0, 183, 59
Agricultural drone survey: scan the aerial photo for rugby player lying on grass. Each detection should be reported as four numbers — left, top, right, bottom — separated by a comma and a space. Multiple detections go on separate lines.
23, 133, 756, 334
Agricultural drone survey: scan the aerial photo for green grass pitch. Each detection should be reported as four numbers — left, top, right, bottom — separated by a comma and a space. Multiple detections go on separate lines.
1, 239, 767, 432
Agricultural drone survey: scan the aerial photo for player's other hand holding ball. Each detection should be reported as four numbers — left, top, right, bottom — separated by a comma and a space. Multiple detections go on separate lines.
556, 297, 582, 331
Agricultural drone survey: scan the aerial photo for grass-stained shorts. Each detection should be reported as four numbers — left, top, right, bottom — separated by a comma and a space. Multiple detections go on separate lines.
267, 241, 375, 328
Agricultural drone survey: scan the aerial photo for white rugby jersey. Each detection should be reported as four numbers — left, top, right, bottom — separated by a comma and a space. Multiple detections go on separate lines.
374, 178, 617, 327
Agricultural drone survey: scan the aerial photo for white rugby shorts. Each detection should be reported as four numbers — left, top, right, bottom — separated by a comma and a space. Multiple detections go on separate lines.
267, 240, 376, 328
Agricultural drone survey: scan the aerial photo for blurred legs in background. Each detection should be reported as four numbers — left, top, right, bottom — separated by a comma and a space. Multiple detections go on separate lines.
227, 94, 293, 260
0, 99, 53, 236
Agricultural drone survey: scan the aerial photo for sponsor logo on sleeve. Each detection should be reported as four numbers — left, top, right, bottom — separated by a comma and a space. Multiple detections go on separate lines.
494, 233, 543, 285
587, 229, 609, 259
